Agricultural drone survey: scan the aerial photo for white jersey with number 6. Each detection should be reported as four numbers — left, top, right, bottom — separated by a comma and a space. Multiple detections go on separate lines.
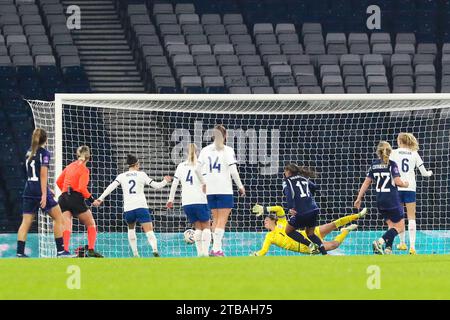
390, 147, 429, 192
99, 170, 167, 212
171, 161, 207, 206
198, 144, 237, 195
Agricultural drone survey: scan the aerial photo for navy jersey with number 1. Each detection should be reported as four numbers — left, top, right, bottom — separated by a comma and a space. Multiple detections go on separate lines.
367, 159, 402, 210
283, 175, 319, 214
23, 147, 51, 198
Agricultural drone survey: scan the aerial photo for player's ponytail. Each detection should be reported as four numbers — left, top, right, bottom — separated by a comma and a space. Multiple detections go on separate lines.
28, 128, 47, 161
398, 132, 419, 151
187, 143, 198, 165
77, 145, 90, 162
285, 163, 317, 178
126, 154, 138, 167
212, 124, 227, 147
297, 166, 317, 178
376, 141, 392, 165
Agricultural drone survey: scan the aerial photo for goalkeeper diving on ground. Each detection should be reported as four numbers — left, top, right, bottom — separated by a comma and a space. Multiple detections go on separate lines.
250, 204, 367, 256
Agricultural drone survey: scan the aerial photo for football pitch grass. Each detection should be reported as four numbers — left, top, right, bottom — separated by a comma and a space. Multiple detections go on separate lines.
0, 255, 449, 300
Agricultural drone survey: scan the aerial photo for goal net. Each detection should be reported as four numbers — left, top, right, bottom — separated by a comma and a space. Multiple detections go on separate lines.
27, 94, 450, 258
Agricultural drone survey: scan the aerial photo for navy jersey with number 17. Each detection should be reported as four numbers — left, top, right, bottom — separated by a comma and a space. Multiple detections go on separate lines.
23, 147, 51, 198
367, 159, 402, 210
283, 175, 319, 214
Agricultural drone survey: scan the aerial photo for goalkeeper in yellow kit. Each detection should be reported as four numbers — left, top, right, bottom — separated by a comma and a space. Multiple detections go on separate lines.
251, 204, 367, 255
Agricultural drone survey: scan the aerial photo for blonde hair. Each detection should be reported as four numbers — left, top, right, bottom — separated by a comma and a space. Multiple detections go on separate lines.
28, 128, 47, 161
398, 132, 419, 151
187, 143, 197, 165
77, 145, 90, 161
376, 141, 392, 165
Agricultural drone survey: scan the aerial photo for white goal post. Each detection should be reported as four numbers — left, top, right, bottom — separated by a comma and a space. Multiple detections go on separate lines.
27, 94, 450, 258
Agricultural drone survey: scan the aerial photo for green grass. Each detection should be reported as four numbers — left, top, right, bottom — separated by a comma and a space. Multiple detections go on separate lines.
0, 255, 449, 300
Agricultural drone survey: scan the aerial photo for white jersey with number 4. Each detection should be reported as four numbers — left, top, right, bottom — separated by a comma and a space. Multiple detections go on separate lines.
172, 161, 207, 206
390, 148, 427, 192
198, 144, 237, 195
99, 170, 167, 212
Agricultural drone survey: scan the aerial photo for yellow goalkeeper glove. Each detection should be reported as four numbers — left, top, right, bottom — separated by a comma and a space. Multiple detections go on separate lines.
252, 204, 264, 216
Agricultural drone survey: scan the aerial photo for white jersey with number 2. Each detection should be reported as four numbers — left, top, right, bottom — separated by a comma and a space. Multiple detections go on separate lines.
390, 147, 428, 192
99, 170, 167, 212
198, 143, 237, 195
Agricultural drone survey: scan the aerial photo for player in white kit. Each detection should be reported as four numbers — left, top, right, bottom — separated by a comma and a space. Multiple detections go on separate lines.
198, 125, 245, 257
166, 144, 211, 257
390, 133, 433, 254
95, 154, 172, 257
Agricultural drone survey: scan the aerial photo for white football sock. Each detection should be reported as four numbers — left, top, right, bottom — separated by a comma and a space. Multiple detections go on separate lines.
398, 231, 406, 244
127, 229, 139, 257
408, 219, 416, 250
194, 229, 203, 256
146, 231, 158, 253
212, 228, 224, 252
201, 229, 212, 256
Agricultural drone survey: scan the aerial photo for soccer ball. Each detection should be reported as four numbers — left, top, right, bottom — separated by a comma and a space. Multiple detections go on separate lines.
183, 229, 195, 244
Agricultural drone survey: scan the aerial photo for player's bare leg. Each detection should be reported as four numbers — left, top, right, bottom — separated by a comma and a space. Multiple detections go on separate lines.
405, 202, 417, 254
210, 208, 230, 256
17, 213, 35, 257
127, 222, 139, 257
78, 210, 103, 258
142, 222, 159, 257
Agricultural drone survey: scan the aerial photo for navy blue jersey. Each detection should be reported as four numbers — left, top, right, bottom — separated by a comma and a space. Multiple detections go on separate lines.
23, 147, 51, 198
367, 159, 402, 210
283, 175, 319, 214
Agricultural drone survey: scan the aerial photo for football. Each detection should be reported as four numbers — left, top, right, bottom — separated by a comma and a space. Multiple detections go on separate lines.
183, 229, 195, 244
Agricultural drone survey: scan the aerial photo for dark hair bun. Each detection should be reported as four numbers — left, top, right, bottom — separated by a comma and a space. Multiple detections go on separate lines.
127, 154, 138, 166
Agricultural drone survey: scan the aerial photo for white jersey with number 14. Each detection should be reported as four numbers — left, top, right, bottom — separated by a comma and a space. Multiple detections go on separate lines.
198, 143, 237, 195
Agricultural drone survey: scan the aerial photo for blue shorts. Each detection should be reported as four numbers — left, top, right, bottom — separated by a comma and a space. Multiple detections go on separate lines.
124, 208, 152, 224
379, 207, 404, 223
23, 195, 58, 214
399, 191, 416, 204
183, 204, 211, 223
207, 194, 234, 209
288, 209, 319, 229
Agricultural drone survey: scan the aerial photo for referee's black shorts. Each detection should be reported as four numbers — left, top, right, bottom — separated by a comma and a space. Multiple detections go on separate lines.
58, 191, 89, 216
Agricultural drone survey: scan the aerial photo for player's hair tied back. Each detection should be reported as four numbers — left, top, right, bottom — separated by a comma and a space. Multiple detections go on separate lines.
376, 141, 392, 164
127, 154, 138, 167
77, 145, 91, 162
29, 128, 47, 161
285, 163, 317, 178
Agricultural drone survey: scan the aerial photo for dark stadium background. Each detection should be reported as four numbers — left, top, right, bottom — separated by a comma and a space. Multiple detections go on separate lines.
1, 0, 450, 233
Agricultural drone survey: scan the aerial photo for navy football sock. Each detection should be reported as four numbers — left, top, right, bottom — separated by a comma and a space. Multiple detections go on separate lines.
382, 228, 398, 248
17, 240, 25, 255
55, 237, 64, 252
287, 230, 311, 247
308, 233, 327, 255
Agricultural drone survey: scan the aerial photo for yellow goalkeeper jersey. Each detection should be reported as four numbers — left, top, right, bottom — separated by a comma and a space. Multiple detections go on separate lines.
255, 206, 323, 256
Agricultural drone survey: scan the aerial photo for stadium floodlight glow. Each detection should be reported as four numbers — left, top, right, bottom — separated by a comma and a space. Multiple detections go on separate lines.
27, 94, 450, 258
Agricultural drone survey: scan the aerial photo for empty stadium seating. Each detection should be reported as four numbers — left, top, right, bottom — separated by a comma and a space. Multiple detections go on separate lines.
115, 0, 450, 94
